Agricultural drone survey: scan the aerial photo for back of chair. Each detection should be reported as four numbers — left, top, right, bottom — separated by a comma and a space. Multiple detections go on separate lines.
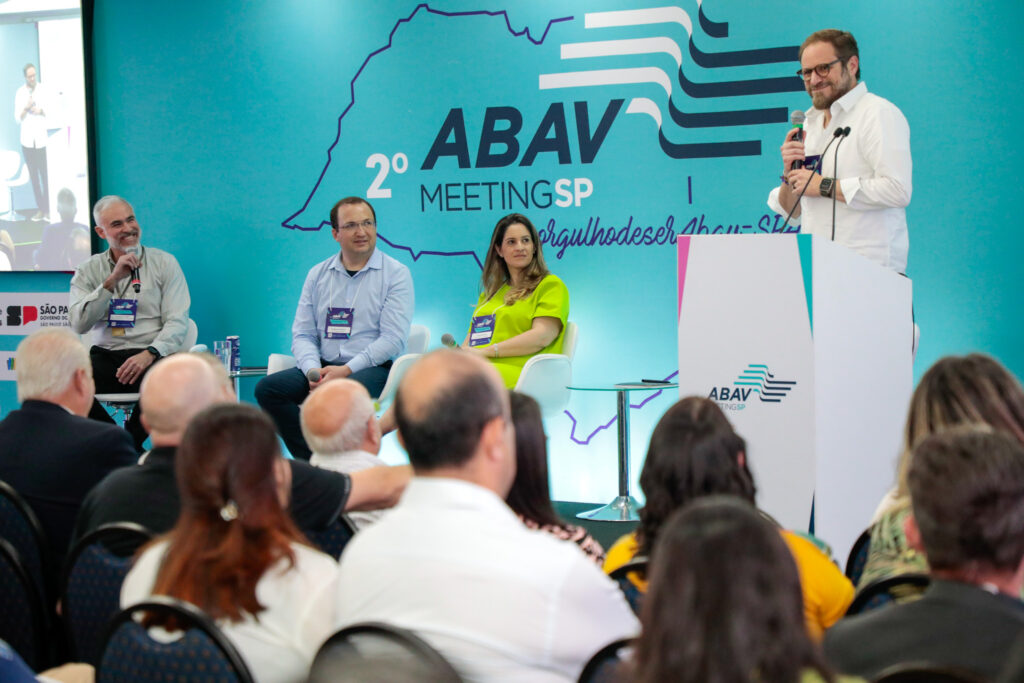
304, 515, 358, 560
608, 557, 647, 617
407, 324, 430, 354
0, 538, 47, 670
562, 321, 578, 360
578, 637, 634, 683
846, 573, 930, 616
845, 527, 872, 583
182, 318, 199, 352
874, 661, 988, 683
62, 522, 155, 665
0, 479, 48, 603
98, 596, 254, 683
311, 621, 463, 683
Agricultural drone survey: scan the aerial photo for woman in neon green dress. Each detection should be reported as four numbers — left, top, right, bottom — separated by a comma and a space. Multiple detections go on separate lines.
461, 213, 568, 388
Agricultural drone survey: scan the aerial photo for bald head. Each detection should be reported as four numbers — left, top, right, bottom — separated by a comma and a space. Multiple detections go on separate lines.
301, 379, 379, 455
139, 354, 221, 445
394, 350, 511, 476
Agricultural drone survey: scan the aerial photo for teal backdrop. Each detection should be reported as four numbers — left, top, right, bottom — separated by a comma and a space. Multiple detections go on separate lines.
2, 0, 1021, 503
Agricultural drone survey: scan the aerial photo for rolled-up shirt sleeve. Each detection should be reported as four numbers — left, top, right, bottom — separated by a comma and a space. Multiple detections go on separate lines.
841, 103, 912, 211
346, 262, 414, 375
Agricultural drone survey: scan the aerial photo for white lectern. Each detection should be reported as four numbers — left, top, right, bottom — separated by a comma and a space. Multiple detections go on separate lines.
676, 234, 912, 561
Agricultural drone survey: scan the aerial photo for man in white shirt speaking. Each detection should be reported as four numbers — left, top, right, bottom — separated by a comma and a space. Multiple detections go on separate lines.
334, 350, 639, 682
768, 29, 912, 274
13, 63, 50, 221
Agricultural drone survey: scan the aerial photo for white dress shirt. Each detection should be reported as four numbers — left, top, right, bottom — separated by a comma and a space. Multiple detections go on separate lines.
14, 83, 48, 148
768, 81, 912, 273
309, 448, 387, 529
122, 540, 339, 683
335, 477, 639, 682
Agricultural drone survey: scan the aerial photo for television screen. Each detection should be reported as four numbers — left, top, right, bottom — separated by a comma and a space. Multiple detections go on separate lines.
0, 0, 91, 271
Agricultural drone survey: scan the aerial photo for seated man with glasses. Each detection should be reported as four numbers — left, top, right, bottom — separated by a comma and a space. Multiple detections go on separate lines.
768, 29, 912, 275
256, 196, 414, 460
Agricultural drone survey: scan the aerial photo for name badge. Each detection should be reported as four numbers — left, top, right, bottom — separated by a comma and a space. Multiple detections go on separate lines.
108, 299, 137, 328
804, 154, 822, 172
469, 314, 495, 347
325, 307, 354, 339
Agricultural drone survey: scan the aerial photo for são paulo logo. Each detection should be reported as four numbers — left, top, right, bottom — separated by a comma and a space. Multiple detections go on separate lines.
708, 364, 796, 408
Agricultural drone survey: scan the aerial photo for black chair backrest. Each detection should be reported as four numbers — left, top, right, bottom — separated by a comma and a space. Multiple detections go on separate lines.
845, 527, 872, 583
0, 537, 47, 670
846, 573, 930, 616
62, 522, 154, 665
578, 637, 634, 683
97, 596, 254, 682
608, 556, 647, 617
0, 479, 49, 600
310, 621, 463, 683
874, 661, 988, 682
304, 514, 358, 560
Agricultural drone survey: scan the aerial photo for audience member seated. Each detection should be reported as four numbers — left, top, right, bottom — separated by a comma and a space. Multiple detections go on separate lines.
630, 497, 860, 683
0, 639, 93, 683
121, 403, 338, 683
34, 188, 89, 271
73, 355, 409, 545
0, 329, 136, 591
507, 391, 604, 564
603, 396, 853, 638
825, 427, 1024, 679
301, 378, 388, 529
334, 350, 638, 681
860, 353, 1024, 589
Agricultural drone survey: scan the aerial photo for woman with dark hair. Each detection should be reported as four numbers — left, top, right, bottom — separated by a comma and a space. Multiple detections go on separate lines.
604, 396, 853, 637
860, 353, 1024, 588
507, 391, 604, 563
121, 403, 339, 683
632, 497, 859, 683
460, 213, 569, 388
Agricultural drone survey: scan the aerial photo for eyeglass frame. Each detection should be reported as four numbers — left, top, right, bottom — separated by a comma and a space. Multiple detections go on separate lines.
796, 58, 842, 80
337, 219, 376, 231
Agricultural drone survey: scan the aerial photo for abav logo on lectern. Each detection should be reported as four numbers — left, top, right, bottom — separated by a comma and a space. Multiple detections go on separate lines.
708, 364, 796, 409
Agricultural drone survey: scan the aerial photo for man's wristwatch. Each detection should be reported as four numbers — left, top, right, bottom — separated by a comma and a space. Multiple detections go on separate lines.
145, 346, 161, 359
819, 177, 835, 199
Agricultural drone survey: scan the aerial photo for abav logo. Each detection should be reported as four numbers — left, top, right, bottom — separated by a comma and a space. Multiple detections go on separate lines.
708, 364, 796, 407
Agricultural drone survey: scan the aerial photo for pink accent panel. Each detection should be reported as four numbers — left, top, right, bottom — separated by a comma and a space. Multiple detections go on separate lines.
677, 235, 691, 315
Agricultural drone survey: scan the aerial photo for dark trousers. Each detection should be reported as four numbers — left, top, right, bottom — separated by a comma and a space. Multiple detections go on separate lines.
87, 346, 156, 452
255, 361, 390, 460
22, 145, 48, 213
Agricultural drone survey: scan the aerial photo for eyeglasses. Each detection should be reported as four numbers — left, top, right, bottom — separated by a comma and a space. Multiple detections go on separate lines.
339, 219, 376, 231
796, 58, 841, 80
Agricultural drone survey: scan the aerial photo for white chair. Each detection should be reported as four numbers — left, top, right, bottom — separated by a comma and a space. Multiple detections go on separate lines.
265, 324, 430, 405
513, 321, 578, 417
0, 151, 29, 221
94, 318, 200, 424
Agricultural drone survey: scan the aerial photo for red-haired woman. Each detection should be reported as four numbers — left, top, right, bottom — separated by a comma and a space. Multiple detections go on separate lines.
121, 403, 338, 683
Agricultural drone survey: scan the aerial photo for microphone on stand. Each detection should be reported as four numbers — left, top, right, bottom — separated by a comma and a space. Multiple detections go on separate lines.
830, 127, 852, 242
778, 127, 845, 234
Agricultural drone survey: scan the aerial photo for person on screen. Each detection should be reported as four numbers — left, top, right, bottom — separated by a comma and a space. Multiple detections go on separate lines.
69, 195, 191, 451
767, 30, 912, 274
35, 188, 89, 270
13, 63, 49, 221
256, 196, 414, 460
460, 213, 568, 388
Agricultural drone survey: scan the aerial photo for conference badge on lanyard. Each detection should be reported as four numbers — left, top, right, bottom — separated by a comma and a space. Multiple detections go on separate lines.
325, 307, 354, 339
107, 299, 137, 328
469, 314, 496, 347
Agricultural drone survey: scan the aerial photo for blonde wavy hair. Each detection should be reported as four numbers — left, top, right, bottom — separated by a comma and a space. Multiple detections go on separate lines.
479, 213, 549, 305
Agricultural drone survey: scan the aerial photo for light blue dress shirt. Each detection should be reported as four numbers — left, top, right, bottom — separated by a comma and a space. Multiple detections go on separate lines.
291, 248, 414, 375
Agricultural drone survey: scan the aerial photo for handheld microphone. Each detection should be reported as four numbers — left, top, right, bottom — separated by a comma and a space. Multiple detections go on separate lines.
306, 367, 321, 382
126, 245, 142, 293
778, 127, 845, 234
830, 127, 852, 242
789, 110, 806, 170
441, 333, 458, 348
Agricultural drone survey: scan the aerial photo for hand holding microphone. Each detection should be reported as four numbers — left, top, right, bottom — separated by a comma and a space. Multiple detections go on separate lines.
784, 110, 806, 171
125, 245, 142, 293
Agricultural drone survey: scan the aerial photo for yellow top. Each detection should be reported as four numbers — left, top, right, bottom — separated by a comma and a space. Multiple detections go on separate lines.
604, 529, 855, 639
471, 273, 569, 388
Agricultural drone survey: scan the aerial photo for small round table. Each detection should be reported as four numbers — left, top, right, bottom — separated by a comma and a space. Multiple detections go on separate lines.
568, 382, 678, 522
